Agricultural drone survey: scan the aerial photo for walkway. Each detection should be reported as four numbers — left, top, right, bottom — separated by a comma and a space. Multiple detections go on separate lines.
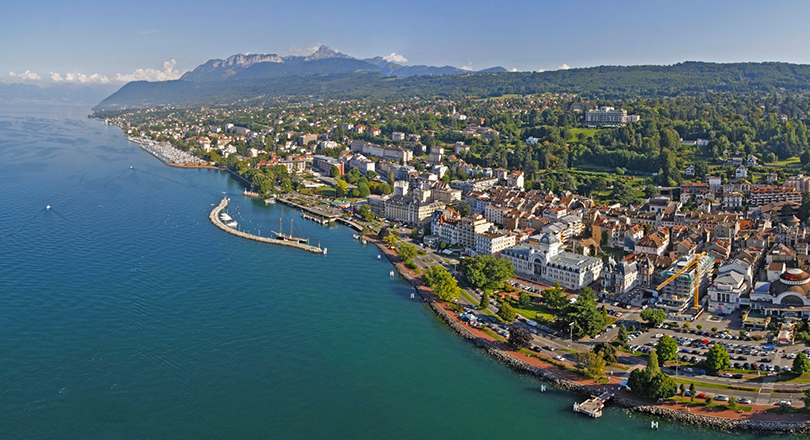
209, 198, 324, 254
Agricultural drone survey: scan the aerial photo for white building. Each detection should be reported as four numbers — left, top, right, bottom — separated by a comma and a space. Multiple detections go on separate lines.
501, 233, 602, 290
707, 259, 753, 314
475, 232, 516, 256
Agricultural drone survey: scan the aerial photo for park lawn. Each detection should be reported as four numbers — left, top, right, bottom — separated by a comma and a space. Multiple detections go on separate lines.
459, 290, 496, 318
765, 406, 810, 414
568, 128, 600, 140
675, 378, 759, 393
507, 300, 557, 322
317, 187, 336, 197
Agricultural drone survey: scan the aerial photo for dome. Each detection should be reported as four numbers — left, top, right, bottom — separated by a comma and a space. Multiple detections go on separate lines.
540, 233, 559, 245
769, 269, 810, 298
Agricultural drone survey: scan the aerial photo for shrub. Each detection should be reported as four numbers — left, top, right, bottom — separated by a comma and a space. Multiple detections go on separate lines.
711, 327, 718, 332
697, 324, 703, 330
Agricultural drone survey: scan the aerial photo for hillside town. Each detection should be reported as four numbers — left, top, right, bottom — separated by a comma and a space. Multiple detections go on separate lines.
95, 93, 810, 409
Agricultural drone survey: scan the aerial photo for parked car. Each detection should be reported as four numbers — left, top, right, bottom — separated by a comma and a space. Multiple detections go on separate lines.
733, 374, 744, 379
544, 345, 555, 351
554, 355, 565, 361
778, 401, 792, 407
715, 395, 729, 401
720, 372, 733, 378
738, 398, 752, 404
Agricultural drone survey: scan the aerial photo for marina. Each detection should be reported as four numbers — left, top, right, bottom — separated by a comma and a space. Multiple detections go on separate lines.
209, 197, 324, 254
573, 391, 614, 418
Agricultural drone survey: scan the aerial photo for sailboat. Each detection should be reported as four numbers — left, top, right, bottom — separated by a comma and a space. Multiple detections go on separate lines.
272, 207, 310, 244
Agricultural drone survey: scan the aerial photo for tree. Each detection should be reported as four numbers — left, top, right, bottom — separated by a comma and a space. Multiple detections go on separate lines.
610, 179, 635, 205
627, 350, 676, 399
508, 325, 533, 349
542, 284, 568, 310
705, 344, 731, 372
576, 351, 607, 379
479, 291, 489, 310
644, 184, 660, 198
458, 255, 515, 288
455, 202, 472, 217
357, 181, 370, 198
563, 288, 606, 338
383, 234, 398, 247
728, 396, 738, 409
640, 307, 667, 327
359, 204, 374, 222
497, 301, 517, 322
793, 352, 810, 375
679, 383, 686, 398
422, 266, 461, 302
616, 324, 629, 346
397, 242, 418, 263
647, 350, 661, 375
335, 179, 348, 198
519, 292, 532, 308
802, 150, 810, 166
330, 165, 340, 178
387, 170, 395, 186
689, 383, 696, 402
593, 343, 618, 364
656, 335, 678, 364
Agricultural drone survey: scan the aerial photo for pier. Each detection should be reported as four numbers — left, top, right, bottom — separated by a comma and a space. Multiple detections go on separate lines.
573, 391, 614, 418
209, 198, 324, 254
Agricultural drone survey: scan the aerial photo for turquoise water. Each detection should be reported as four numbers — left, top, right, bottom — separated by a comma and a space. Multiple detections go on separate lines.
0, 105, 797, 439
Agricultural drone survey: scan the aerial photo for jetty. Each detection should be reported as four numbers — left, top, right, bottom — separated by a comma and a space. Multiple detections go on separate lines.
209, 198, 324, 254
573, 391, 614, 418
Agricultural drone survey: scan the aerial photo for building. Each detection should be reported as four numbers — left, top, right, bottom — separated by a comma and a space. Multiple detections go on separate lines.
348, 154, 375, 175
349, 140, 413, 163
585, 107, 640, 127
735, 165, 748, 180
634, 232, 669, 256
429, 146, 444, 163
458, 215, 493, 249
601, 258, 639, 295
748, 185, 801, 206
500, 234, 602, 290
657, 254, 714, 315
383, 196, 442, 226
784, 175, 810, 194
431, 209, 460, 245
749, 268, 810, 319
313, 154, 344, 175
391, 132, 405, 141
707, 259, 753, 314
475, 232, 516, 256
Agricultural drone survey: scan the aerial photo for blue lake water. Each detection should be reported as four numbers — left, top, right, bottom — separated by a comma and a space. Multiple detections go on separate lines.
0, 104, 798, 439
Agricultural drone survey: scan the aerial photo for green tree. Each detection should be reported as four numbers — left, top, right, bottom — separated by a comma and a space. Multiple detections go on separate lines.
383, 234, 398, 247
640, 308, 667, 327
357, 181, 370, 198
593, 343, 618, 364
387, 169, 395, 185
616, 324, 629, 346
497, 301, 517, 322
335, 179, 348, 197
542, 284, 568, 309
422, 266, 461, 302
330, 165, 340, 178
644, 184, 660, 198
679, 383, 686, 398
728, 396, 738, 409
508, 325, 533, 349
479, 291, 490, 310
563, 288, 606, 338
359, 204, 374, 222
458, 255, 515, 288
793, 352, 810, 374
519, 292, 532, 308
705, 344, 731, 372
610, 179, 635, 204
627, 351, 676, 399
656, 335, 678, 364
689, 383, 696, 402
576, 350, 607, 379
397, 242, 418, 263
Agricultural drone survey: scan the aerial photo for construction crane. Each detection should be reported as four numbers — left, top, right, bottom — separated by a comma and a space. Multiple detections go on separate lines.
655, 252, 707, 311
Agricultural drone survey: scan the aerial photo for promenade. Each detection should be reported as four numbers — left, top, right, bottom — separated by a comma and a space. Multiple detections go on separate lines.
209, 198, 324, 254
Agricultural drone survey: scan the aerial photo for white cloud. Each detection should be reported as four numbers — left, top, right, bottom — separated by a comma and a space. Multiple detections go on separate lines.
382, 53, 408, 64
288, 44, 321, 56
6, 70, 42, 83
558, 63, 570, 70
112, 59, 183, 82
48, 60, 184, 85
461, 62, 473, 71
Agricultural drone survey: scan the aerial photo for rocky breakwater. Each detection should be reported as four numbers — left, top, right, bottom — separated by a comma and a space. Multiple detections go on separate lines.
209, 198, 324, 254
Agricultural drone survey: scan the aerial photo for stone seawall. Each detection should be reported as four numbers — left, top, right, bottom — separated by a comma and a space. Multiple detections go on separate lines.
209, 198, 324, 254
370, 236, 810, 433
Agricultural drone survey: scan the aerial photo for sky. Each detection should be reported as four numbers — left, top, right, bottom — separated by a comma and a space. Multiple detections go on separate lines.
3, 0, 810, 86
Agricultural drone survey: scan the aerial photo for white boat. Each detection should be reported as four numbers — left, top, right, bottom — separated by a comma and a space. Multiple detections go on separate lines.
353, 234, 360, 239
220, 213, 233, 221
226, 221, 238, 228
377, 255, 381, 261
323, 247, 328, 255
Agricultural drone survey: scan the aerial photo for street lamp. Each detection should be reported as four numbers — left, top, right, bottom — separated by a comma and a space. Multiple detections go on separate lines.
569, 322, 574, 351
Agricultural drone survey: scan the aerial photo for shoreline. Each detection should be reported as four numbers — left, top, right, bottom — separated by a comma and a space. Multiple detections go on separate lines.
126, 133, 809, 431
367, 235, 810, 433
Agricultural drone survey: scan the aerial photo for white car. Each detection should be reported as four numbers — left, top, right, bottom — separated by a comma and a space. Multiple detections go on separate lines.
554, 355, 565, 361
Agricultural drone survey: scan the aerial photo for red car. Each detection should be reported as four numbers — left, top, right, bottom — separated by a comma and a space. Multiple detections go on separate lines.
696, 393, 707, 399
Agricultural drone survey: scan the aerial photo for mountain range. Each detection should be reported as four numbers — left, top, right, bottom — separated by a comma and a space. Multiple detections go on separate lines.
179, 45, 506, 81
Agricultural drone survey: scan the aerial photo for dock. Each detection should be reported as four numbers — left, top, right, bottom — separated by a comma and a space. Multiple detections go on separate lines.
573, 391, 613, 418
209, 198, 324, 254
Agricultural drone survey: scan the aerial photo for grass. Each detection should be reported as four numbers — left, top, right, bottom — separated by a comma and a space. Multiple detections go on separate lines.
674, 378, 759, 393
670, 397, 753, 412
317, 187, 336, 197
765, 406, 810, 414
773, 156, 802, 168
568, 128, 600, 140
458, 290, 497, 318
508, 300, 557, 322
482, 327, 506, 342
